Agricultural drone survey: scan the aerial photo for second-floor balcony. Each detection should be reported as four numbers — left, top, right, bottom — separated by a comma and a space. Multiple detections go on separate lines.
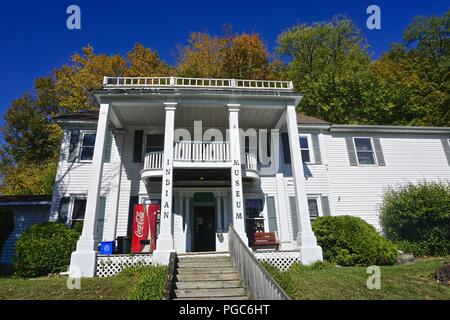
141, 141, 259, 180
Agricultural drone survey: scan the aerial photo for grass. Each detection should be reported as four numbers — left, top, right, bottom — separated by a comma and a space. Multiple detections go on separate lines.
265, 258, 450, 300
0, 265, 168, 300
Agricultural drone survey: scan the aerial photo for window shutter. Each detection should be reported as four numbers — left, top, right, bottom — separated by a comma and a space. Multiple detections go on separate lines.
289, 197, 298, 241
345, 137, 358, 166
372, 138, 385, 166
58, 197, 70, 224
311, 133, 322, 164
320, 195, 331, 216
133, 130, 143, 163
96, 196, 107, 242
103, 130, 113, 163
441, 139, 450, 166
266, 196, 277, 233
281, 133, 291, 164
68, 130, 80, 162
127, 196, 139, 236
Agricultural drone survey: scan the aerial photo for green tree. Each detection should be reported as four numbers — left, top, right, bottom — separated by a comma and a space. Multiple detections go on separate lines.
276, 15, 374, 124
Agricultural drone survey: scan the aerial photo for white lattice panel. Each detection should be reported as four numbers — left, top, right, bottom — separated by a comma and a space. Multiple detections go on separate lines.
96, 254, 153, 277
254, 251, 301, 271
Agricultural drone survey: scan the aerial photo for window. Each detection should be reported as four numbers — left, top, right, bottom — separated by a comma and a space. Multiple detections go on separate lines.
354, 137, 376, 165
308, 198, 319, 219
299, 136, 311, 163
245, 199, 265, 236
145, 134, 164, 154
71, 199, 87, 222
80, 132, 96, 161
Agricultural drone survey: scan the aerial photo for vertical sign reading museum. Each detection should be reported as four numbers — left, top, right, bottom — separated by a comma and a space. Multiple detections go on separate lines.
228, 104, 248, 242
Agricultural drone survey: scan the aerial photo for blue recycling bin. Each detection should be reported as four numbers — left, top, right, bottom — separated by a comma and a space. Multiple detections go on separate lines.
100, 241, 115, 255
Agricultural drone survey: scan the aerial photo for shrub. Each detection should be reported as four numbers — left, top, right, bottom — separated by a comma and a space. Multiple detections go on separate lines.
312, 216, 398, 266
72, 221, 83, 234
119, 265, 167, 300
14, 222, 79, 277
0, 208, 14, 253
380, 181, 450, 256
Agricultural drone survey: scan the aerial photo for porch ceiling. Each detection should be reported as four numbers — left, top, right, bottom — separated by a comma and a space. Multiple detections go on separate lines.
112, 104, 284, 129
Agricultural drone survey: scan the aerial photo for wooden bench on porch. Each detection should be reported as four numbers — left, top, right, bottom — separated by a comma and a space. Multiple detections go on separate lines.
249, 232, 279, 251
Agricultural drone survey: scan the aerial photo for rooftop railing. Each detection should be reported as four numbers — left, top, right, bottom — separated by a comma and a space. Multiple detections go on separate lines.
102, 76, 293, 91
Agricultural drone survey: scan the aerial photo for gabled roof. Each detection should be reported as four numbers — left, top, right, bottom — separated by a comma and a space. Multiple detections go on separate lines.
55, 109, 328, 125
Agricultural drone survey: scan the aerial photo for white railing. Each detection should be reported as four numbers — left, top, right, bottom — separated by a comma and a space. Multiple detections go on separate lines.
228, 225, 291, 300
174, 141, 230, 162
144, 152, 163, 170
245, 153, 258, 171
103, 76, 293, 91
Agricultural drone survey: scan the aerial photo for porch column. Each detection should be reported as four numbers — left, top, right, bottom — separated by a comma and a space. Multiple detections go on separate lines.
105, 130, 125, 241
154, 102, 177, 264
70, 103, 110, 277
227, 104, 248, 245
285, 104, 323, 264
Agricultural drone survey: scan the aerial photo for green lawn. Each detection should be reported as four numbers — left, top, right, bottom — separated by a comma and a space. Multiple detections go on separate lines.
0, 265, 167, 300
267, 258, 450, 300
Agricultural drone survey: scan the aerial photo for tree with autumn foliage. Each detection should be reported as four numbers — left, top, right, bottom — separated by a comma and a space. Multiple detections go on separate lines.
176, 28, 272, 79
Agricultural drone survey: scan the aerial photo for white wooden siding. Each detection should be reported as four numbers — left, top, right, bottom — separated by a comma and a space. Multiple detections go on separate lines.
324, 133, 450, 229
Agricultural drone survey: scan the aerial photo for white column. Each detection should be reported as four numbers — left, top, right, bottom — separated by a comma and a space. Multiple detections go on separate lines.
285, 104, 323, 264
228, 104, 248, 244
105, 131, 125, 241
154, 102, 177, 264
70, 103, 110, 277
275, 173, 293, 250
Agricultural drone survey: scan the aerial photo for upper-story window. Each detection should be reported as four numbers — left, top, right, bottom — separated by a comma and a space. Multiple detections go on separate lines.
80, 132, 96, 161
353, 137, 376, 165
145, 134, 164, 154
299, 136, 312, 163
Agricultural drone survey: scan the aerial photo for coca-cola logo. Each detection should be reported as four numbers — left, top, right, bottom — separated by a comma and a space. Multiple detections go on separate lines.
135, 211, 145, 238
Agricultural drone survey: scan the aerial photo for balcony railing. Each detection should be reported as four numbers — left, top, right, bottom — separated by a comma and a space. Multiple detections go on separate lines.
103, 76, 293, 91
244, 153, 258, 171
144, 152, 163, 170
174, 141, 230, 162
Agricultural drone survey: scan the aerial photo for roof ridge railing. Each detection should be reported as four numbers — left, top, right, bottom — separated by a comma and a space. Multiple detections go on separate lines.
102, 76, 293, 91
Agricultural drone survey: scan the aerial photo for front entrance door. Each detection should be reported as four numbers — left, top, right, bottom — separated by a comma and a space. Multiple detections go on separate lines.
193, 206, 216, 252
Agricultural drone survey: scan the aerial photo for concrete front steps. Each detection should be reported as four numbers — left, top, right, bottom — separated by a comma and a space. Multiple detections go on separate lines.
173, 252, 249, 300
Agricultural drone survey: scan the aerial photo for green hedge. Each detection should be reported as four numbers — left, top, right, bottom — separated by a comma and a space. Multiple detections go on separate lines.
312, 216, 398, 266
380, 181, 450, 256
0, 208, 14, 254
14, 222, 79, 277
119, 265, 167, 300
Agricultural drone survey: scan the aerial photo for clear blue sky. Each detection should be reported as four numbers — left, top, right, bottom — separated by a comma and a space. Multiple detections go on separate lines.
0, 0, 448, 132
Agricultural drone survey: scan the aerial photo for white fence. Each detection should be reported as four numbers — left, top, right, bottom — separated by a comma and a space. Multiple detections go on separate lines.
174, 141, 230, 162
96, 254, 153, 277
244, 153, 258, 171
254, 251, 302, 272
228, 226, 291, 300
144, 152, 163, 170
103, 76, 293, 91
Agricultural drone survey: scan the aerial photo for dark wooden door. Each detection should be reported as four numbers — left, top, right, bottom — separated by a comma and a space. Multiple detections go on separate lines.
193, 206, 216, 252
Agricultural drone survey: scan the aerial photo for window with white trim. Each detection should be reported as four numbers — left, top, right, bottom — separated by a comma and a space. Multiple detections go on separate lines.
354, 137, 376, 165
307, 198, 320, 220
299, 136, 312, 163
79, 131, 96, 161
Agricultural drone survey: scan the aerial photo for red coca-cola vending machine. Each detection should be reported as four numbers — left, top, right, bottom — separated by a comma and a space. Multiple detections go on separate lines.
131, 204, 160, 253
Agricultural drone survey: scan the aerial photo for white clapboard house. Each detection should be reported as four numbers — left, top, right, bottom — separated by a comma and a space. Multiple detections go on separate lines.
49, 77, 450, 277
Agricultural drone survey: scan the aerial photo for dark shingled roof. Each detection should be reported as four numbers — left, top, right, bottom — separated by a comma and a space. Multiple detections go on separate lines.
0, 195, 52, 203
56, 109, 329, 125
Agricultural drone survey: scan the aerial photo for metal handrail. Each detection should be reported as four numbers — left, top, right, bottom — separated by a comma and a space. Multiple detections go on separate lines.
228, 225, 291, 300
